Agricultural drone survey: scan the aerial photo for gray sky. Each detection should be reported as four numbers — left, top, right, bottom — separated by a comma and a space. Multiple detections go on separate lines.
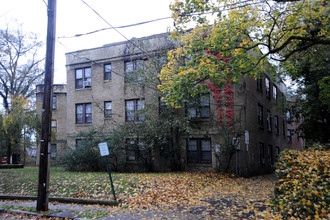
0, 0, 174, 84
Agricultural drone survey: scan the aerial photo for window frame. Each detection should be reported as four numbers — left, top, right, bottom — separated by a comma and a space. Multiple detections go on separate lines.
125, 99, 145, 122
186, 94, 210, 119
257, 76, 263, 92
52, 96, 57, 110
274, 115, 279, 134
266, 110, 272, 132
75, 67, 92, 89
287, 129, 292, 143
257, 104, 264, 128
75, 103, 92, 124
125, 138, 146, 162
51, 119, 57, 132
124, 60, 144, 83
187, 138, 212, 164
267, 145, 273, 165
273, 85, 277, 101
104, 63, 112, 81
259, 143, 265, 165
50, 144, 57, 158
265, 77, 271, 99
104, 101, 112, 118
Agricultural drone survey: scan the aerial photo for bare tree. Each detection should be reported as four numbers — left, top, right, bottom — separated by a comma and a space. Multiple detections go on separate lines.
0, 24, 44, 111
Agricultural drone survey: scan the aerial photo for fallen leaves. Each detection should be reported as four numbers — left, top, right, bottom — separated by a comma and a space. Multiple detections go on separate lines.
0, 168, 281, 218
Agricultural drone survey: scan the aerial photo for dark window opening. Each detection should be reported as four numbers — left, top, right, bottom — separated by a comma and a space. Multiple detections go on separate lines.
187, 139, 212, 164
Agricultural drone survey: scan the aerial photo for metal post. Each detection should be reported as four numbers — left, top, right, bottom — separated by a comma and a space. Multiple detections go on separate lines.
105, 157, 117, 202
37, 0, 56, 212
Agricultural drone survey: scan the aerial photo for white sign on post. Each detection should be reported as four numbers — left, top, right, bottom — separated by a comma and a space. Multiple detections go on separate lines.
98, 142, 109, 157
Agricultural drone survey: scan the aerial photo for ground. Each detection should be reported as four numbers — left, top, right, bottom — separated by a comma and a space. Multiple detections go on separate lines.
0, 168, 280, 219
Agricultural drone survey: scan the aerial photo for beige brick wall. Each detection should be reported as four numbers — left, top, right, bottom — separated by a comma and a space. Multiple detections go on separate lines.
64, 33, 288, 176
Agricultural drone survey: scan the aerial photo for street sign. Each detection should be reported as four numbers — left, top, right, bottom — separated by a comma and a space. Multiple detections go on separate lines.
98, 142, 109, 157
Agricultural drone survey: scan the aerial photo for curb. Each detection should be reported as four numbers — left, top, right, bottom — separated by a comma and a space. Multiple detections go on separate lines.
0, 194, 118, 206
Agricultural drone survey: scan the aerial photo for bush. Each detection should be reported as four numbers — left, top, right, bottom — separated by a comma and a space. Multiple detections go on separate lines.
60, 142, 106, 172
272, 148, 329, 219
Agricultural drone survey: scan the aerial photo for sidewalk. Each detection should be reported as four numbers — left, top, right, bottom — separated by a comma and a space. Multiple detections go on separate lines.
0, 200, 201, 219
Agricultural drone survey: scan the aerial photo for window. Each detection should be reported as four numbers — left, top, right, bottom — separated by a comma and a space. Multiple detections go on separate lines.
52, 96, 57, 110
104, 101, 112, 118
274, 115, 279, 134
126, 138, 146, 161
257, 104, 264, 127
257, 76, 263, 92
273, 85, 277, 101
76, 103, 92, 124
267, 145, 273, 165
267, 110, 272, 132
265, 77, 270, 99
275, 146, 280, 158
51, 119, 57, 132
287, 129, 292, 143
125, 60, 143, 83
187, 139, 212, 164
75, 67, 91, 89
259, 143, 265, 165
286, 110, 291, 120
51, 144, 57, 158
76, 139, 83, 149
186, 94, 210, 118
125, 99, 145, 122
104, 63, 111, 80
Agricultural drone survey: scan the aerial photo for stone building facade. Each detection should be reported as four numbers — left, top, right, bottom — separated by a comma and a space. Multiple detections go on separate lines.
36, 84, 67, 163
62, 33, 288, 176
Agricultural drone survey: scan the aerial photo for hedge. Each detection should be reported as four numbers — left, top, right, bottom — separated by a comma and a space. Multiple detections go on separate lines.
272, 148, 329, 219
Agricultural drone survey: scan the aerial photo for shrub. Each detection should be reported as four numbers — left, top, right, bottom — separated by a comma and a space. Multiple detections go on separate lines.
60, 141, 106, 172
272, 148, 329, 219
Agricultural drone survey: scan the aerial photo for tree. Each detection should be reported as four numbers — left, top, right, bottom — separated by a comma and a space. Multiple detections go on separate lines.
0, 24, 44, 111
0, 95, 39, 164
287, 45, 330, 144
0, 24, 43, 163
158, 0, 329, 107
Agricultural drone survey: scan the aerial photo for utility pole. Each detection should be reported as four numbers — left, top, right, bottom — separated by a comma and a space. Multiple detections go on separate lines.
37, 0, 56, 212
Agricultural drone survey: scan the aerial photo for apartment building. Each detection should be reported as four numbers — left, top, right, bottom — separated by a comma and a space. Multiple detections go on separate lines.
36, 84, 67, 163
62, 33, 288, 176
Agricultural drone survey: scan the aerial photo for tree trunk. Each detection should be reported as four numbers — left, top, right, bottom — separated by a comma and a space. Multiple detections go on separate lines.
6, 139, 11, 164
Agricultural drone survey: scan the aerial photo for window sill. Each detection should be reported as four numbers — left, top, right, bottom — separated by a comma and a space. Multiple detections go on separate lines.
75, 87, 92, 91
75, 123, 92, 127
189, 118, 210, 122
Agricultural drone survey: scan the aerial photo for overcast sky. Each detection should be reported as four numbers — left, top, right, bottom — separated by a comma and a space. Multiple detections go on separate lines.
0, 0, 174, 84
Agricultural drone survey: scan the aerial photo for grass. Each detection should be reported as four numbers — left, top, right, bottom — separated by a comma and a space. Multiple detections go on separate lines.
0, 167, 280, 219
0, 167, 136, 200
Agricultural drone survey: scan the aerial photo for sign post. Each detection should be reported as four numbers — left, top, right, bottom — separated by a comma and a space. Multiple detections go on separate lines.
98, 142, 116, 202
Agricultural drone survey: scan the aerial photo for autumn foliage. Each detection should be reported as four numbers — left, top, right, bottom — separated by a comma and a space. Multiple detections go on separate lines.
272, 148, 330, 219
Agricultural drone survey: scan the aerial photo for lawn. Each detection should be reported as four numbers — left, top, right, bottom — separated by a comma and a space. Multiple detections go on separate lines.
0, 167, 279, 219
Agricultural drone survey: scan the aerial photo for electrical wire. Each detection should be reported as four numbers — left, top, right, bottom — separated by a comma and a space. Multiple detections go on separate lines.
80, 0, 154, 58
58, 16, 171, 39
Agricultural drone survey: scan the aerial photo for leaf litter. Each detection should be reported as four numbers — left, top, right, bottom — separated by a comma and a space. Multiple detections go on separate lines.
0, 168, 280, 219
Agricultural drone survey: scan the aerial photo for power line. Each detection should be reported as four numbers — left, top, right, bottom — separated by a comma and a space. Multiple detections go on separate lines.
59, 0, 262, 40
58, 16, 171, 39
80, 0, 154, 58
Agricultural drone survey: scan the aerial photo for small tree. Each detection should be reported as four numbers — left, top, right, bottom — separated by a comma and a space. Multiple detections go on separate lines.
0, 95, 39, 164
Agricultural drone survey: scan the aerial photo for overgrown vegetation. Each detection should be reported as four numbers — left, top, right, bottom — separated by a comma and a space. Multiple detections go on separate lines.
272, 146, 330, 219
